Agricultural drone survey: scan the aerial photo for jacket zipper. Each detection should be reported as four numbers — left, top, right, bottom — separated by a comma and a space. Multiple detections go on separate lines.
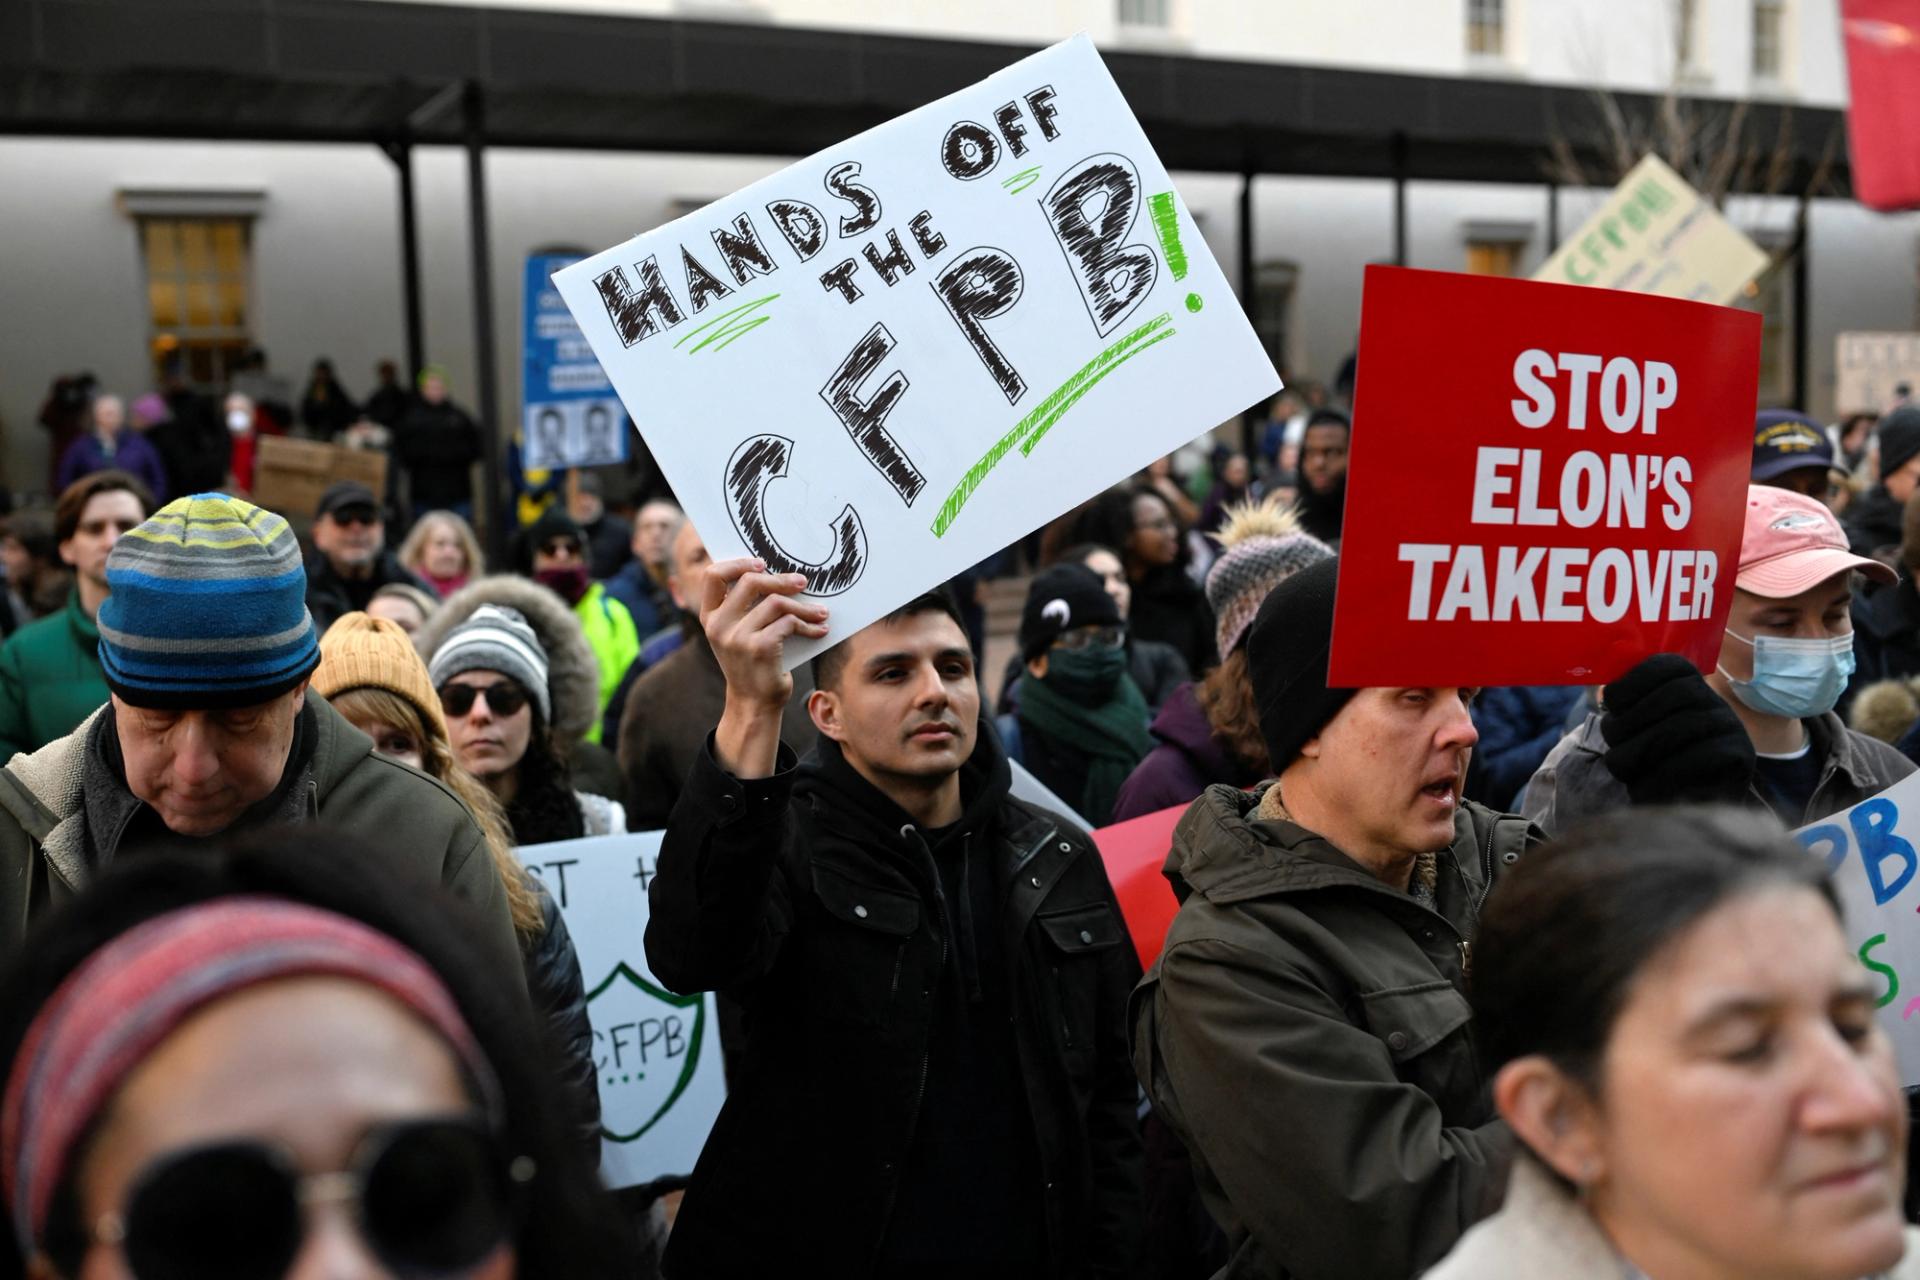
870, 831, 951, 1275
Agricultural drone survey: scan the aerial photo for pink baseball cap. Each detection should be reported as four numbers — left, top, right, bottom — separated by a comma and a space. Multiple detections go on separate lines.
1736, 484, 1895, 597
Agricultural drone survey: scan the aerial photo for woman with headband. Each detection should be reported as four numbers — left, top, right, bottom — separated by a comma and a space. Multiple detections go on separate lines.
0, 835, 627, 1280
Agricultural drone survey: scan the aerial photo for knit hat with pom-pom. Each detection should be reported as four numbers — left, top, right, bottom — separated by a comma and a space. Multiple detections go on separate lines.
1204, 500, 1335, 657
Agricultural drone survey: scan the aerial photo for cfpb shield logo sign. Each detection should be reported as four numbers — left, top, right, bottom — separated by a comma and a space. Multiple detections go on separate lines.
589, 962, 708, 1143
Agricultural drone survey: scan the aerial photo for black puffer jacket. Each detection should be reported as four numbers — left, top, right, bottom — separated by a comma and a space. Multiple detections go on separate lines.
521, 869, 602, 1165
647, 727, 1143, 1277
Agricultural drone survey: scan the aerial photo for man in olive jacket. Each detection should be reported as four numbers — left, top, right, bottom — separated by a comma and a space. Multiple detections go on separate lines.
647, 565, 1141, 1277
0, 494, 518, 983
1132, 558, 1540, 1280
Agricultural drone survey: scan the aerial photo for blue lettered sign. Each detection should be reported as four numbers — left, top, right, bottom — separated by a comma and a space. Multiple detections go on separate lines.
523, 251, 628, 473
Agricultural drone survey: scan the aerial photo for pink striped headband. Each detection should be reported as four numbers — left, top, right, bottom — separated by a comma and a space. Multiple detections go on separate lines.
1, 897, 502, 1251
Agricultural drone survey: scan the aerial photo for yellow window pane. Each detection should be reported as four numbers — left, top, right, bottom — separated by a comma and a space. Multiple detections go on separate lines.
218, 281, 247, 327
144, 221, 178, 276
213, 221, 246, 277
179, 222, 211, 276
149, 280, 179, 327
185, 281, 215, 327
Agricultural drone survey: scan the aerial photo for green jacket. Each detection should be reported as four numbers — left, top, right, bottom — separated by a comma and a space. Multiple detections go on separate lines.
0, 591, 107, 763
576, 582, 638, 746
1130, 783, 1540, 1280
0, 696, 521, 983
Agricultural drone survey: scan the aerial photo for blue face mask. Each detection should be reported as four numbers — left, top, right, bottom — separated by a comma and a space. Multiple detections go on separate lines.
1718, 630, 1855, 719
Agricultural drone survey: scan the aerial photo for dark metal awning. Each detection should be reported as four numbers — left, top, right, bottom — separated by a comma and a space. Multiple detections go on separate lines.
2, 0, 1850, 193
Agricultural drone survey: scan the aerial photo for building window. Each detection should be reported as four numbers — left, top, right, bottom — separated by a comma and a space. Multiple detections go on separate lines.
1253, 260, 1297, 383
139, 217, 252, 387
1740, 255, 1794, 407
1466, 240, 1524, 277
1118, 0, 1169, 28
1752, 0, 1785, 80
1467, 0, 1505, 57
1674, 0, 1698, 69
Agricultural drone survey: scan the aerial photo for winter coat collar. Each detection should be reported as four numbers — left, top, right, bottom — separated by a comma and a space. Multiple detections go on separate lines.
1147, 682, 1239, 780
1427, 1157, 1920, 1280
0, 696, 377, 896
1163, 779, 1513, 918
796, 717, 1013, 852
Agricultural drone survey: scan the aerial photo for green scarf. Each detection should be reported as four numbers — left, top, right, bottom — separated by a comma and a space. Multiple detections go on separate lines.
1019, 670, 1154, 826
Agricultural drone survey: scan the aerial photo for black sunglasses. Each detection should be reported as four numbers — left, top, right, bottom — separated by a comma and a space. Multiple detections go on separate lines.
94, 1117, 529, 1280
327, 505, 380, 527
438, 681, 529, 718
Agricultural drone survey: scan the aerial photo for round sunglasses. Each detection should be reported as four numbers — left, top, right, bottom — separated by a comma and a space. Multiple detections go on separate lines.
437, 681, 530, 719
90, 1117, 531, 1280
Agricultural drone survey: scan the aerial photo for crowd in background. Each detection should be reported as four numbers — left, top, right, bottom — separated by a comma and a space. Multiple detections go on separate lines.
7, 334, 1920, 1280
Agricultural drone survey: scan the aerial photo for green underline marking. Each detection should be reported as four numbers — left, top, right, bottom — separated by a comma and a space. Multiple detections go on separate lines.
1148, 191, 1188, 281
1002, 165, 1044, 194
930, 312, 1175, 538
675, 292, 779, 353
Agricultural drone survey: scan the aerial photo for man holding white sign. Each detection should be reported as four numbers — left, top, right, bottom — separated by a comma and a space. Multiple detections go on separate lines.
645, 561, 1140, 1276
1527, 486, 1914, 832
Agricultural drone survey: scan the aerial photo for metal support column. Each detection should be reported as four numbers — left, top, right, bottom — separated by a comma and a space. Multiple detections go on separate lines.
1547, 179, 1560, 252
1792, 192, 1811, 411
463, 80, 507, 562
380, 139, 426, 383
1239, 166, 1258, 456
1391, 132, 1409, 267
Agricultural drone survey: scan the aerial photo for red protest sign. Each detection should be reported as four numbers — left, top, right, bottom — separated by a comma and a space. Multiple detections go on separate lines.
1842, 0, 1920, 213
1090, 803, 1184, 969
1330, 266, 1761, 688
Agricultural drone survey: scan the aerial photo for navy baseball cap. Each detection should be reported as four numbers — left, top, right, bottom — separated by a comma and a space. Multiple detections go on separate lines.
1752, 410, 1838, 482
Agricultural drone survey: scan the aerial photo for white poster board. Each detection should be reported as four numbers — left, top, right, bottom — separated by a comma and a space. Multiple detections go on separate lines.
1835, 331, 1920, 416
1797, 776, 1920, 1084
555, 34, 1279, 667
517, 833, 725, 1189
1533, 154, 1770, 306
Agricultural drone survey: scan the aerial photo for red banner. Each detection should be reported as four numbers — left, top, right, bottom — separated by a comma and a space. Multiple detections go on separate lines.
1843, 1, 1920, 212
1091, 804, 1184, 969
1330, 266, 1761, 688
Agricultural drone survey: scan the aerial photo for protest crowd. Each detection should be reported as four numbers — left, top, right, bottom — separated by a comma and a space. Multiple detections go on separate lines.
14, 32, 1920, 1280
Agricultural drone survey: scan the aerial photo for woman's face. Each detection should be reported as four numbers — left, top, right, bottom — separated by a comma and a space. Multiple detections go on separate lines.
72, 977, 515, 1280
1127, 494, 1179, 568
1585, 886, 1906, 1280
343, 711, 424, 772
441, 670, 534, 781
421, 524, 467, 580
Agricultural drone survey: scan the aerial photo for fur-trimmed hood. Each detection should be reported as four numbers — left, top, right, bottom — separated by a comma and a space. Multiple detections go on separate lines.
413, 574, 601, 745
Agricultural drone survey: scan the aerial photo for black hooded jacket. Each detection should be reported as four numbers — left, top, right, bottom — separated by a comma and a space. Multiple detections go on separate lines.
646, 725, 1143, 1277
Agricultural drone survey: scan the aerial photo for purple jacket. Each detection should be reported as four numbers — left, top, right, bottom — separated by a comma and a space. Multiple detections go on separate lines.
1111, 682, 1262, 822
55, 431, 168, 503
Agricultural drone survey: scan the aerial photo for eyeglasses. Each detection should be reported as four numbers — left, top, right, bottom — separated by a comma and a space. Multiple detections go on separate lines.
1054, 625, 1125, 652
92, 1117, 530, 1280
328, 506, 379, 528
438, 681, 529, 718
538, 539, 581, 559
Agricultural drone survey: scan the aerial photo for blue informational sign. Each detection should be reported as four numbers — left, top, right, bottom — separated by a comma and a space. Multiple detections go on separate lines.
522, 251, 628, 471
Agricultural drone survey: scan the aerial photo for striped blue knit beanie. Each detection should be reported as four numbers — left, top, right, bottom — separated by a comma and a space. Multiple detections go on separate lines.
96, 493, 321, 709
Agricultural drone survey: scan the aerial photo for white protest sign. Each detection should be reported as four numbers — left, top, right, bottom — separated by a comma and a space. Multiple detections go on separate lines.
1534, 154, 1770, 306
1836, 331, 1920, 416
554, 34, 1279, 667
517, 833, 725, 1189
1796, 776, 1920, 1085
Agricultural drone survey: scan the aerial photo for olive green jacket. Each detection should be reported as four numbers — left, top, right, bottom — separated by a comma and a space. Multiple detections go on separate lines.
0, 697, 520, 981
1130, 783, 1540, 1280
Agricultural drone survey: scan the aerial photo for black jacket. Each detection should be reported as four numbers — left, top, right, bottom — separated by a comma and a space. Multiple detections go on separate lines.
1846, 485, 1905, 561
646, 729, 1143, 1277
304, 550, 432, 633
1128, 567, 1217, 677
521, 870, 603, 1166
397, 400, 483, 509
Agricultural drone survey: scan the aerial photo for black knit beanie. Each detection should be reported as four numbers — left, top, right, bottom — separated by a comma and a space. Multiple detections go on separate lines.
1879, 406, 1920, 481
1245, 556, 1356, 773
1019, 562, 1121, 661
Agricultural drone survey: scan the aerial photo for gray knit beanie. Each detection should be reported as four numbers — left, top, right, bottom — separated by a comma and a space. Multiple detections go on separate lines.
425, 603, 552, 723
1205, 501, 1336, 657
